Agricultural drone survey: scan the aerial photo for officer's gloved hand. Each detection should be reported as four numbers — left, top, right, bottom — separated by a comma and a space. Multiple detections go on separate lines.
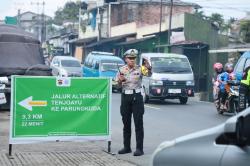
118, 73, 126, 82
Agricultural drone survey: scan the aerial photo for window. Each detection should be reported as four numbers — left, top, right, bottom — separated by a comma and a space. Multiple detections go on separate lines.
244, 58, 250, 70
151, 57, 192, 73
235, 58, 246, 73
61, 60, 81, 67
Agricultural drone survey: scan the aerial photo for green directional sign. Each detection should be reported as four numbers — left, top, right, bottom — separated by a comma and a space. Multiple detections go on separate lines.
10, 76, 111, 144
5, 16, 17, 25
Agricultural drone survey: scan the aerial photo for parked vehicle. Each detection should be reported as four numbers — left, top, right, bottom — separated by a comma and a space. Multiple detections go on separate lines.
234, 51, 250, 79
140, 53, 194, 104
152, 107, 250, 166
83, 51, 124, 91
0, 24, 51, 109
50, 56, 82, 77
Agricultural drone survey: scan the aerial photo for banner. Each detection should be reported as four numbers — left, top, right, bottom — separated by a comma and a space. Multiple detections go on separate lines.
10, 76, 111, 144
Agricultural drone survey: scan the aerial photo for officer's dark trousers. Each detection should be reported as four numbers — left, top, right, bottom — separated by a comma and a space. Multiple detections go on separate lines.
239, 83, 250, 112
120, 92, 144, 150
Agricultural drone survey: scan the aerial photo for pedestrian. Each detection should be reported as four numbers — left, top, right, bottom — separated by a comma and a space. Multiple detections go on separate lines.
116, 49, 151, 156
239, 65, 250, 112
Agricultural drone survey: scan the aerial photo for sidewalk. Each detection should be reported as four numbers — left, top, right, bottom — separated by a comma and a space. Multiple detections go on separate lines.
0, 111, 135, 166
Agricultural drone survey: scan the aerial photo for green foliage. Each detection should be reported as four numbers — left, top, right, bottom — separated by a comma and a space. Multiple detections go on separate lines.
53, 1, 81, 25
194, 10, 205, 19
240, 20, 250, 43
208, 13, 224, 28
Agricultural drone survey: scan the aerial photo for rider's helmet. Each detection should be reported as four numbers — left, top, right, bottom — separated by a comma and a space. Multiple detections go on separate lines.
224, 63, 234, 73
213, 62, 223, 72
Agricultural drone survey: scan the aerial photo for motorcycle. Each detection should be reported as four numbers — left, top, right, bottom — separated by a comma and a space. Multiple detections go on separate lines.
217, 80, 240, 115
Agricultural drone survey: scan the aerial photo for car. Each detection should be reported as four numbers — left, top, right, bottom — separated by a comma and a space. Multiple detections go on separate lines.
0, 24, 51, 109
50, 56, 83, 77
152, 108, 250, 166
234, 51, 250, 79
140, 53, 194, 104
83, 51, 125, 91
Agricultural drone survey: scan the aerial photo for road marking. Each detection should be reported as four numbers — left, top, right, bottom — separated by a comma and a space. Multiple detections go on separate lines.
145, 104, 160, 110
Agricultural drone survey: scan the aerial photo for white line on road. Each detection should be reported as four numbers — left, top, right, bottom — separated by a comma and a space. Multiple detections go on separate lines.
145, 104, 161, 110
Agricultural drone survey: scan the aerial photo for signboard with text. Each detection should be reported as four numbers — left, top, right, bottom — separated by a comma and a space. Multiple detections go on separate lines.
10, 76, 111, 144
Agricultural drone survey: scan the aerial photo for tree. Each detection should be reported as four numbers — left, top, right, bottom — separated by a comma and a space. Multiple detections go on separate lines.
53, 1, 82, 25
222, 17, 237, 34
240, 20, 250, 43
208, 13, 224, 29
194, 10, 205, 19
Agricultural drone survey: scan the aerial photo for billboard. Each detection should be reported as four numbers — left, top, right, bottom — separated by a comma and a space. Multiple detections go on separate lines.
10, 76, 111, 144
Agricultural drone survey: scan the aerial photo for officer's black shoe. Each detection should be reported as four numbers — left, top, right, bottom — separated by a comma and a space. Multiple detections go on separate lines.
133, 149, 144, 156
118, 148, 132, 154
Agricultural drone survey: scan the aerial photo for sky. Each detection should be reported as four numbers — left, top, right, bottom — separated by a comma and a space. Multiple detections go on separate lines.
183, 0, 250, 20
0, 0, 249, 20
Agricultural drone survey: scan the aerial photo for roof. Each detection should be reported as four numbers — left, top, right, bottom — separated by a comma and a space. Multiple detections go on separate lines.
209, 44, 250, 53
52, 56, 80, 61
141, 53, 187, 58
118, 0, 200, 8
18, 11, 52, 19
241, 51, 250, 58
70, 37, 97, 44
89, 52, 123, 61
116, 36, 156, 46
0, 24, 39, 44
86, 33, 136, 48
90, 51, 114, 56
91, 55, 124, 61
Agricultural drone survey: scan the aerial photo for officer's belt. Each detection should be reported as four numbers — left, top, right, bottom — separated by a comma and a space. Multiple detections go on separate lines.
122, 89, 141, 94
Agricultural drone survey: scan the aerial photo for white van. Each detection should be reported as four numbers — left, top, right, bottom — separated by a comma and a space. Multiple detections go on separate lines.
140, 53, 194, 104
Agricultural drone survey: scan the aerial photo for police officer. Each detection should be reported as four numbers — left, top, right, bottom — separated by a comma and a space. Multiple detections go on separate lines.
117, 49, 151, 156
239, 66, 250, 112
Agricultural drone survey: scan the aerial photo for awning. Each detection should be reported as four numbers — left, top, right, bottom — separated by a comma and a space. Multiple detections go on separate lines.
115, 36, 156, 46
70, 37, 97, 44
85, 33, 136, 48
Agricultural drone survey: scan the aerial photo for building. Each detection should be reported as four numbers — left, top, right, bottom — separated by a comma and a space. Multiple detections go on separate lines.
18, 11, 52, 42
73, 0, 229, 97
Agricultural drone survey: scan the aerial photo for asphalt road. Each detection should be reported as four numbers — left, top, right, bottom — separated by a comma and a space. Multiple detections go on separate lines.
99, 93, 230, 166
0, 93, 231, 166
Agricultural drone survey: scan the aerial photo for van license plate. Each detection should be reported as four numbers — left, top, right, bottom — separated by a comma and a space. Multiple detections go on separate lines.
168, 89, 181, 93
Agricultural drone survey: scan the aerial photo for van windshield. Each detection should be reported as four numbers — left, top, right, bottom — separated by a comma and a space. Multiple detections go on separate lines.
61, 60, 81, 67
101, 63, 123, 72
151, 57, 192, 73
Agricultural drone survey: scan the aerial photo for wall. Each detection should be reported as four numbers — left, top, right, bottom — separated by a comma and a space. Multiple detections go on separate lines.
111, 22, 137, 37
111, 3, 193, 28
184, 13, 219, 49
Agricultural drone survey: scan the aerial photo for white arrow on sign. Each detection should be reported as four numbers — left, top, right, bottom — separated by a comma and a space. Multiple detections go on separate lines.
18, 96, 47, 111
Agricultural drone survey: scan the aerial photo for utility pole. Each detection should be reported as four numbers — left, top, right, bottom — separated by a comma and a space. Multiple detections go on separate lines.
158, 0, 163, 52
17, 9, 21, 27
42, 1, 46, 42
98, 7, 104, 41
167, 0, 173, 53
31, 1, 45, 42
108, 2, 120, 37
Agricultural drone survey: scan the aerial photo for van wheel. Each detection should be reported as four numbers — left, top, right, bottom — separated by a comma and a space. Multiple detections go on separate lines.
142, 87, 149, 103
179, 97, 188, 104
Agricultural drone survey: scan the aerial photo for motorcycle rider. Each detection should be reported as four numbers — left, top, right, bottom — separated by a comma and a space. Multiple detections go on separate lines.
218, 63, 233, 110
239, 65, 250, 112
212, 63, 223, 108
